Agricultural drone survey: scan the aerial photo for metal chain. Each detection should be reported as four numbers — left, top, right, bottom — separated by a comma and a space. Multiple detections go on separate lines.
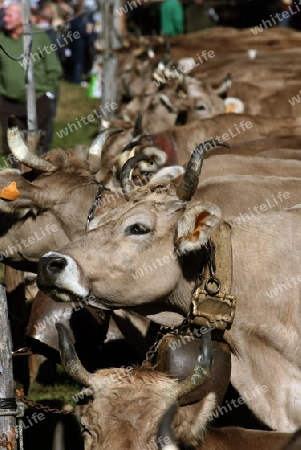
0, 395, 72, 450
143, 306, 193, 365
16, 402, 24, 450
143, 240, 220, 365
173, 307, 193, 336
0, 39, 32, 61
206, 239, 216, 278
143, 326, 169, 364
17, 419, 23, 450
0, 401, 24, 450
204, 239, 222, 296
18, 396, 73, 415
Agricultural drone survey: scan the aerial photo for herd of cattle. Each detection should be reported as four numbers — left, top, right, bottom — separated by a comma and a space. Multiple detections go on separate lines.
2, 24, 301, 449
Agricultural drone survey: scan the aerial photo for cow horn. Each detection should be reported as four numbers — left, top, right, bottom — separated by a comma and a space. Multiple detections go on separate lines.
120, 154, 153, 200
121, 134, 148, 153
56, 323, 93, 387
88, 127, 124, 174
177, 139, 230, 201
117, 148, 136, 174
176, 329, 212, 399
157, 403, 178, 450
7, 115, 56, 172
117, 135, 150, 174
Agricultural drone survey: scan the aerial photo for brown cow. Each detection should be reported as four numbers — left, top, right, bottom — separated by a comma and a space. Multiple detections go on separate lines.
37, 149, 301, 432
165, 114, 301, 166
200, 155, 301, 179
2, 119, 301, 271
0, 119, 179, 362
102, 114, 301, 174
0, 117, 127, 272
56, 323, 296, 450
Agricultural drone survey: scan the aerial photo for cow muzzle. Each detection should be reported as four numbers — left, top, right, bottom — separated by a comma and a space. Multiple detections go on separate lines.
37, 251, 89, 302
38, 255, 67, 284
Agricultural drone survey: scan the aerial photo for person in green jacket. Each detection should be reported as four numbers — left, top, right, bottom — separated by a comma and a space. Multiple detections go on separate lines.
0, 2, 62, 156
160, 0, 184, 36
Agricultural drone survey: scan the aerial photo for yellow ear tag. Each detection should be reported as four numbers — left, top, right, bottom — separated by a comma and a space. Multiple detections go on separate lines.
1, 182, 20, 200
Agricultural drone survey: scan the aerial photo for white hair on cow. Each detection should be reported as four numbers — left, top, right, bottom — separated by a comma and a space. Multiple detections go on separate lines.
148, 166, 184, 184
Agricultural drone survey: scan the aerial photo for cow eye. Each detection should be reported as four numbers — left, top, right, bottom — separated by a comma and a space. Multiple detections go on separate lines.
196, 104, 206, 111
125, 223, 150, 235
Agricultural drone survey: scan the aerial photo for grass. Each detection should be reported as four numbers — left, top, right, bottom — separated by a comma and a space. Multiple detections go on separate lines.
29, 381, 80, 408
0, 79, 101, 165
53, 80, 101, 149
28, 364, 81, 408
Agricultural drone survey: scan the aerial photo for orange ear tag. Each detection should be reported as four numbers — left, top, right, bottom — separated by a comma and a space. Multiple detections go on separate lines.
1, 182, 20, 200
225, 103, 236, 114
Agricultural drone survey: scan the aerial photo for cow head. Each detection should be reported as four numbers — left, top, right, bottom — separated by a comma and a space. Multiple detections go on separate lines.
0, 115, 125, 271
56, 322, 216, 450
156, 73, 234, 123
37, 140, 229, 326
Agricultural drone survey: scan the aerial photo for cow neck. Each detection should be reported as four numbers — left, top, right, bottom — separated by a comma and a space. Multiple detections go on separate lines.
150, 132, 177, 165
143, 221, 236, 362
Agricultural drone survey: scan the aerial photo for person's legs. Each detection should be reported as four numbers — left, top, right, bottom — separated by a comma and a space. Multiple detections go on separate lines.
36, 93, 52, 154
71, 61, 84, 85
281, 14, 292, 27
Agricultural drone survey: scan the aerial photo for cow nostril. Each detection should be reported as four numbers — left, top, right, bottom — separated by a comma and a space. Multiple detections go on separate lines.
37, 255, 69, 288
46, 257, 67, 275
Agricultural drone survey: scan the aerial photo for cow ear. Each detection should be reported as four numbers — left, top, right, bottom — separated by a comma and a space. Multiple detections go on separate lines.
176, 202, 222, 254
174, 392, 216, 446
0, 169, 39, 215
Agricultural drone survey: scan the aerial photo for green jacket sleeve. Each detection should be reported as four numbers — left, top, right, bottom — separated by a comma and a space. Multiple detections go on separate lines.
39, 32, 62, 94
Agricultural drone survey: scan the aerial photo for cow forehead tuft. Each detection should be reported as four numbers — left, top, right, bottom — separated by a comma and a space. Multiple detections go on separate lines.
44, 148, 88, 173
93, 193, 184, 229
132, 182, 178, 198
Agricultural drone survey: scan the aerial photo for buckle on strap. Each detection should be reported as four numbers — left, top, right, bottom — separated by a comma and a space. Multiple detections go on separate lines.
192, 290, 236, 331
191, 223, 236, 332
